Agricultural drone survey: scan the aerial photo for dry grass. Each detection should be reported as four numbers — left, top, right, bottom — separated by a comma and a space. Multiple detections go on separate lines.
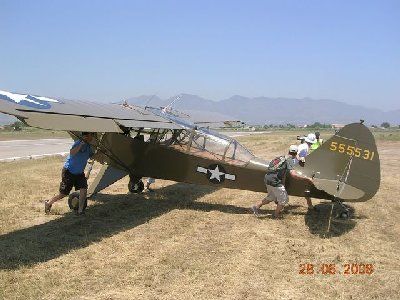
0, 133, 399, 300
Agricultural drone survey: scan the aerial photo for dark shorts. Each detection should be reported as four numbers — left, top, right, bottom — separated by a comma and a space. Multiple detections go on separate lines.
59, 168, 88, 195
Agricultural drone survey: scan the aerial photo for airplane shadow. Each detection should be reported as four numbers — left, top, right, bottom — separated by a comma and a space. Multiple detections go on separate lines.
303, 202, 367, 238
0, 183, 250, 270
0, 184, 363, 269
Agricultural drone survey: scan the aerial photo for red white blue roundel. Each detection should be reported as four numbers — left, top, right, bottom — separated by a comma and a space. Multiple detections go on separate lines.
0, 90, 60, 109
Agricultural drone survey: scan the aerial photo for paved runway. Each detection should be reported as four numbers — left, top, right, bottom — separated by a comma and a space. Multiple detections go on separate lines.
0, 138, 72, 161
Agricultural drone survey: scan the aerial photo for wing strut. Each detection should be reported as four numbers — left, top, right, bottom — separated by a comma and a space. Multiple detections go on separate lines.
87, 165, 128, 197
69, 132, 133, 196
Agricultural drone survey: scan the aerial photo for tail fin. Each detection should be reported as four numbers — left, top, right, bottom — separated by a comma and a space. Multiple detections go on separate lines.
302, 123, 380, 202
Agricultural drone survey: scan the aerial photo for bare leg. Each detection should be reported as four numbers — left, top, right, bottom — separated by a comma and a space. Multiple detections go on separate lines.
274, 204, 284, 217
47, 193, 67, 206
305, 195, 313, 209
250, 197, 273, 217
78, 188, 87, 214
143, 182, 151, 192
304, 187, 314, 209
144, 178, 155, 192
255, 197, 273, 209
45, 193, 67, 213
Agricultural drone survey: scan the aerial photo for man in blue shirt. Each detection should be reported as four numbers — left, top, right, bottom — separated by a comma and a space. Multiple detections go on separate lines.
45, 132, 95, 215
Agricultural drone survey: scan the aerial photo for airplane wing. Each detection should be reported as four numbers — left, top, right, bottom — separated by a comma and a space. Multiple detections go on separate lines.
177, 109, 244, 128
0, 90, 240, 132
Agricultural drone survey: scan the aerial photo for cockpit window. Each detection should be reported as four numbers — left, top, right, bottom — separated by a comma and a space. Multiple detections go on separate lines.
145, 127, 254, 165
141, 107, 254, 165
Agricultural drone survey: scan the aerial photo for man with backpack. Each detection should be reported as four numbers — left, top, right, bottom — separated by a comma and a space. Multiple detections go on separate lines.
250, 145, 313, 218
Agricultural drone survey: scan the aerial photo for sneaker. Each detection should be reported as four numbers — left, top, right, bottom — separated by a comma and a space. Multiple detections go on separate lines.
44, 201, 52, 214
250, 206, 260, 217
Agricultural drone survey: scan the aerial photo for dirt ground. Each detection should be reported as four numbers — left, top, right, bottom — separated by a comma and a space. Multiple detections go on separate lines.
0, 133, 399, 300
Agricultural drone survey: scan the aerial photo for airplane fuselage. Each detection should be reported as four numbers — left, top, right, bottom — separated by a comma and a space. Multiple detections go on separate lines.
92, 132, 330, 199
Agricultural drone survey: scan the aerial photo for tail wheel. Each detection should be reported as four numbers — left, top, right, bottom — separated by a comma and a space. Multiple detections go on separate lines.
339, 210, 350, 219
68, 192, 87, 211
128, 179, 144, 193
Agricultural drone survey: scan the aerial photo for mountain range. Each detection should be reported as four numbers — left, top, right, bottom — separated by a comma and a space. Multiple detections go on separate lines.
127, 94, 400, 126
1, 95, 399, 126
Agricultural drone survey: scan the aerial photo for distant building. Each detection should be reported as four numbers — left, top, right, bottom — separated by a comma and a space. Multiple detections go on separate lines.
331, 124, 345, 130
244, 125, 256, 131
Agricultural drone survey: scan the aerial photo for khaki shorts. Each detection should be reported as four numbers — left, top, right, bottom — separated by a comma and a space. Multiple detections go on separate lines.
265, 185, 289, 206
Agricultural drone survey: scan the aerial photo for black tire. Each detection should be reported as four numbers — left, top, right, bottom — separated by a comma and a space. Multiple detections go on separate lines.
68, 192, 87, 211
128, 179, 144, 193
339, 211, 349, 219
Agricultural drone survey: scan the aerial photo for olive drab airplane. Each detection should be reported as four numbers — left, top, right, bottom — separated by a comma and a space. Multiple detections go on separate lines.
0, 90, 380, 218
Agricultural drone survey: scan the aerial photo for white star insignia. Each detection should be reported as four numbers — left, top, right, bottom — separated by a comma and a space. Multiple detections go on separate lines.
196, 165, 236, 182
209, 165, 225, 182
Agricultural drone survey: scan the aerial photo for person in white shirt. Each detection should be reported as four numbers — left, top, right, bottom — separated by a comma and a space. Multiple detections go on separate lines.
297, 133, 316, 165
296, 133, 317, 210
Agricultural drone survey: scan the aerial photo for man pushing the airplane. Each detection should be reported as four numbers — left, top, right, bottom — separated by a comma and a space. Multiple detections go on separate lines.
251, 144, 314, 219
45, 132, 95, 216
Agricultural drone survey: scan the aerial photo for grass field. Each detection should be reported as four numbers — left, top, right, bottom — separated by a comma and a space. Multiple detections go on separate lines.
0, 132, 399, 299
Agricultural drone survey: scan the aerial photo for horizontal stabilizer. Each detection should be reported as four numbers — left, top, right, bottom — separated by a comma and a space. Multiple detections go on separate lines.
313, 178, 365, 200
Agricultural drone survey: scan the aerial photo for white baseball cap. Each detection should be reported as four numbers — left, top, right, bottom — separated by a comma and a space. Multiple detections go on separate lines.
289, 144, 298, 153
304, 133, 316, 144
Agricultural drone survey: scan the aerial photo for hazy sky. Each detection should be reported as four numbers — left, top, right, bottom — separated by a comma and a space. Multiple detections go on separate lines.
1, 0, 399, 111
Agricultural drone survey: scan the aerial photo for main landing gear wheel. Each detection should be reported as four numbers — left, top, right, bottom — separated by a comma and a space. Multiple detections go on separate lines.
336, 201, 350, 219
128, 179, 144, 193
68, 192, 87, 211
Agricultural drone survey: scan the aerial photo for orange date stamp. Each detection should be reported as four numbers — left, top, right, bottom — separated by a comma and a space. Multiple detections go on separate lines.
299, 263, 374, 275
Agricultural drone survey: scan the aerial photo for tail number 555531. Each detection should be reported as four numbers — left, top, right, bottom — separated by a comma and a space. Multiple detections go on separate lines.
330, 141, 375, 161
